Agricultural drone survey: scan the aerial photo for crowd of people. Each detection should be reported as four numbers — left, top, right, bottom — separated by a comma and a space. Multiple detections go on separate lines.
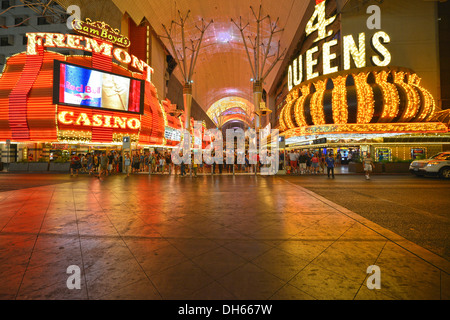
69, 148, 375, 179
285, 150, 337, 178
283, 149, 375, 179
69, 149, 269, 178
69, 150, 175, 179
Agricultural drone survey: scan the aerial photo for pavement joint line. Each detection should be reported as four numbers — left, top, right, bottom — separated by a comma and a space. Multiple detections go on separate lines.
272, 221, 358, 300
0, 189, 15, 203
86, 179, 350, 300
279, 177, 450, 275
353, 240, 390, 300
2, 174, 448, 299
13, 188, 56, 300
268, 213, 361, 297
0, 230, 406, 243
0, 189, 40, 233
72, 184, 91, 300
191, 279, 239, 300
345, 189, 450, 223
91, 190, 164, 300
0, 181, 75, 193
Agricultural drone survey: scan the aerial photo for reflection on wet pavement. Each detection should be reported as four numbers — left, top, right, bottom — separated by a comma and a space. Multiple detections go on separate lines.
0, 174, 448, 300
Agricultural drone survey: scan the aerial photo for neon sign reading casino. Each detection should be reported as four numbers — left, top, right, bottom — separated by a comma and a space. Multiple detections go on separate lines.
287, 0, 392, 91
57, 111, 141, 130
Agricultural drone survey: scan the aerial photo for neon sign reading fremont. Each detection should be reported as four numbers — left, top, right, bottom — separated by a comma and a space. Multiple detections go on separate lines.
25, 32, 153, 82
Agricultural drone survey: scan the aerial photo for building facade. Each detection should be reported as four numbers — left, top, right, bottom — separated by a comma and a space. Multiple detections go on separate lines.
0, 0, 213, 166
268, 0, 450, 162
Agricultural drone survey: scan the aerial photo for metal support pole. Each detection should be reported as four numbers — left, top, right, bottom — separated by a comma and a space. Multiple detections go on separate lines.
183, 83, 193, 131
253, 81, 263, 130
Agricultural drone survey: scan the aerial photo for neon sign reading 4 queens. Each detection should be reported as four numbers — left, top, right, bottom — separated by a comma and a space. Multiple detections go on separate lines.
288, 0, 392, 91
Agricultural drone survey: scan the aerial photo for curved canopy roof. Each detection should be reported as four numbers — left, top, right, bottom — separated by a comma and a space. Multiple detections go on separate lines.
111, 0, 311, 118
432, 109, 450, 127
207, 96, 255, 128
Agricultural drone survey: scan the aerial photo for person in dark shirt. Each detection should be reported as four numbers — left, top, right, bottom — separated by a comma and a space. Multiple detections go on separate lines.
118, 154, 123, 173
87, 153, 94, 176
70, 154, 80, 177
165, 153, 172, 175
325, 154, 335, 179
298, 151, 308, 175
107, 152, 115, 175
279, 151, 285, 171
98, 152, 108, 179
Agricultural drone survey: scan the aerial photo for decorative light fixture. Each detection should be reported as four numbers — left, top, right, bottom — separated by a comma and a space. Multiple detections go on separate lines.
232, 6, 286, 129
294, 84, 311, 128
310, 80, 326, 125
278, 66, 440, 136
161, 11, 213, 131
353, 72, 374, 124
332, 75, 348, 124
375, 70, 400, 122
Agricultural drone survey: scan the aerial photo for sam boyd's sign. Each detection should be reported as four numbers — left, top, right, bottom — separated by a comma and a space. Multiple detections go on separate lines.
72, 18, 131, 48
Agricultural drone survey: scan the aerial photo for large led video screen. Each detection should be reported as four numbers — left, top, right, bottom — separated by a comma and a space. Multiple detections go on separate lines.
53, 61, 144, 114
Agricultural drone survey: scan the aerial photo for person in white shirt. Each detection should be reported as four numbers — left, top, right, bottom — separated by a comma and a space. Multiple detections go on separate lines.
289, 150, 298, 174
363, 153, 375, 180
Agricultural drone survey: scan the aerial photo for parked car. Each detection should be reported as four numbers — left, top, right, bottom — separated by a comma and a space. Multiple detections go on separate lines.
409, 152, 450, 179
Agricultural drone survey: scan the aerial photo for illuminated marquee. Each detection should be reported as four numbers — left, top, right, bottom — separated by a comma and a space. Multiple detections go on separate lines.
165, 127, 182, 142
72, 18, 131, 48
282, 122, 448, 140
288, 0, 392, 91
25, 32, 153, 82
58, 111, 141, 130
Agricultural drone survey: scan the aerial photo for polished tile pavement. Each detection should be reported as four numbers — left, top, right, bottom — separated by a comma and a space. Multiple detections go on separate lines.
0, 174, 448, 300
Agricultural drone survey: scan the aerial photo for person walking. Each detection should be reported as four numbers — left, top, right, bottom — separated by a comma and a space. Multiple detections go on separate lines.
118, 153, 123, 173
320, 153, 326, 174
130, 152, 137, 174
159, 156, 165, 174
93, 154, 99, 173
306, 151, 312, 174
298, 151, 307, 175
165, 152, 172, 175
107, 151, 114, 175
180, 158, 186, 177
336, 151, 342, 167
144, 152, 149, 172
98, 152, 108, 179
326, 153, 335, 179
124, 153, 132, 177
86, 153, 94, 176
114, 152, 120, 173
70, 153, 80, 177
80, 154, 87, 173
148, 153, 154, 174
192, 155, 198, 177
279, 151, 284, 171
151, 153, 156, 173
311, 152, 320, 174
245, 154, 250, 173
363, 153, 375, 180
139, 152, 145, 172
288, 150, 298, 175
